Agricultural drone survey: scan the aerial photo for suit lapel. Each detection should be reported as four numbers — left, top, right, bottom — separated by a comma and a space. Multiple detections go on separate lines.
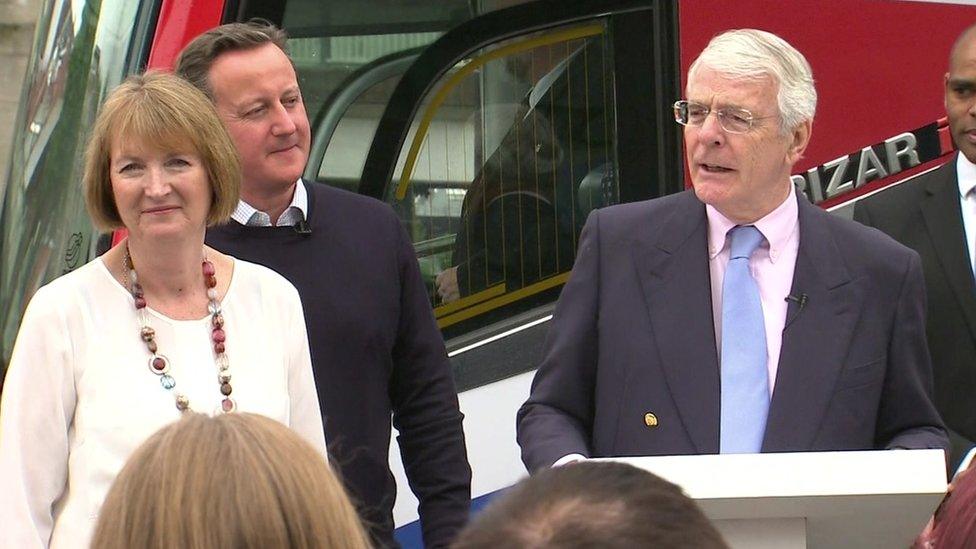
635, 192, 721, 454
764, 196, 862, 451
920, 162, 976, 344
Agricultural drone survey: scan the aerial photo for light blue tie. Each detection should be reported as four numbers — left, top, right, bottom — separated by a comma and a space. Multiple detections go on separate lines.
720, 225, 769, 454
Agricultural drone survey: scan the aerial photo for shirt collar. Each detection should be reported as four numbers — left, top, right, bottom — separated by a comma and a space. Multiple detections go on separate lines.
231, 179, 308, 226
706, 183, 798, 263
289, 179, 308, 218
957, 153, 976, 199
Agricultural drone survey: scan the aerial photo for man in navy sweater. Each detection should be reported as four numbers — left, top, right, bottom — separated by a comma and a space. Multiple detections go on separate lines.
175, 21, 471, 548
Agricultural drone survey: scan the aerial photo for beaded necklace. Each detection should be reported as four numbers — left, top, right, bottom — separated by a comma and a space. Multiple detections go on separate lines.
124, 245, 236, 414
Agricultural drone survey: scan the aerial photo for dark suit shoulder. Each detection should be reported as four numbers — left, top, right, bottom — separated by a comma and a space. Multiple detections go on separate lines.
600, 188, 695, 216
856, 161, 954, 216
305, 182, 406, 250
589, 189, 698, 235
814, 202, 920, 277
308, 181, 398, 221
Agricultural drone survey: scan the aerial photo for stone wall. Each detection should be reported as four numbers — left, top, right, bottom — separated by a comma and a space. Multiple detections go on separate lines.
0, 0, 40, 197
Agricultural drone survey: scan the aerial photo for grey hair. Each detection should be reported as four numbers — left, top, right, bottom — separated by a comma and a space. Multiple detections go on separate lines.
687, 29, 817, 134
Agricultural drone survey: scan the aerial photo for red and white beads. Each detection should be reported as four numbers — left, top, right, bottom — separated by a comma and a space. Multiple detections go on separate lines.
125, 246, 235, 414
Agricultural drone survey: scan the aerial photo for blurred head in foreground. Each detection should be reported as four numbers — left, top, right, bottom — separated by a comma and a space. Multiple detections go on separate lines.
921, 465, 976, 548
91, 412, 369, 549
452, 461, 728, 549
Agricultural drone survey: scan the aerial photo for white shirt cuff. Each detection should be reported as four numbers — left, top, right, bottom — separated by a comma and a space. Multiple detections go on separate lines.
552, 453, 587, 467
954, 447, 976, 479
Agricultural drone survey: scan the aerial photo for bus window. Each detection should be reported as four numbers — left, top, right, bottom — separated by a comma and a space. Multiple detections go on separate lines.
386, 23, 616, 335
0, 0, 150, 374
304, 64, 416, 193
278, 2, 465, 192
273, 1, 540, 192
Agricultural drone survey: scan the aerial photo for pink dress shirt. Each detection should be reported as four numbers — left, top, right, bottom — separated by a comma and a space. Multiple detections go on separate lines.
707, 184, 800, 393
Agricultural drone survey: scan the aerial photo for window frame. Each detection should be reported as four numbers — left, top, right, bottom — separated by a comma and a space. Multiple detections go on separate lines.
225, 0, 683, 391
357, 0, 682, 389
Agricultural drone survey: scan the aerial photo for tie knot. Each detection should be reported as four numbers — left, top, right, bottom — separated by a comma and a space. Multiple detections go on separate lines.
729, 225, 764, 260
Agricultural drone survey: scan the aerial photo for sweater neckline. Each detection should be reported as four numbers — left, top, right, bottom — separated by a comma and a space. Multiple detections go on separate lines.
213, 180, 321, 238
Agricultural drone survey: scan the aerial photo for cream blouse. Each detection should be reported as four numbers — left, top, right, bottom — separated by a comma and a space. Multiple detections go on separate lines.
0, 256, 327, 548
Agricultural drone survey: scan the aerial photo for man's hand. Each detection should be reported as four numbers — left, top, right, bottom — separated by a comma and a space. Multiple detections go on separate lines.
436, 267, 460, 303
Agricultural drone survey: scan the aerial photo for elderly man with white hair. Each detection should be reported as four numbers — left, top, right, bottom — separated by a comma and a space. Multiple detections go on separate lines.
516, 29, 948, 471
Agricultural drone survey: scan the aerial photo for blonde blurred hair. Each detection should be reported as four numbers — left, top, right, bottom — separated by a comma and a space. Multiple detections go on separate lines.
83, 71, 240, 231
91, 413, 370, 549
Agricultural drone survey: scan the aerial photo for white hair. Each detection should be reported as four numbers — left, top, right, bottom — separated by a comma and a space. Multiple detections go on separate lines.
687, 29, 817, 134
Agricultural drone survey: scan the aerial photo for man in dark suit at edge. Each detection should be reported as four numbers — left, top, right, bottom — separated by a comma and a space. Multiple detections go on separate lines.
855, 24, 976, 474
517, 29, 948, 471
174, 21, 471, 548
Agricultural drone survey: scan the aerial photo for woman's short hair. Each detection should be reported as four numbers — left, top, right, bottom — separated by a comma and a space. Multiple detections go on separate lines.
452, 461, 728, 549
83, 71, 240, 231
687, 29, 817, 135
91, 413, 369, 549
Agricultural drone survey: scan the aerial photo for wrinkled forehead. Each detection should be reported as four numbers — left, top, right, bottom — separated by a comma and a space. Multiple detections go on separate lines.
207, 43, 299, 102
685, 67, 778, 110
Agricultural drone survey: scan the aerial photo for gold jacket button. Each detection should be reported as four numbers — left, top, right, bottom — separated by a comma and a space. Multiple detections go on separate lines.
644, 413, 658, 427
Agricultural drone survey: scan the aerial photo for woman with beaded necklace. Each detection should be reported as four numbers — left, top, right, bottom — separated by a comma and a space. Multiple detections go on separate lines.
0, 71, 327, 548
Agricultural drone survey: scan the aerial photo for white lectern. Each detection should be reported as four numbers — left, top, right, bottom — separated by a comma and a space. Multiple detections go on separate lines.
601, 450, 946, 548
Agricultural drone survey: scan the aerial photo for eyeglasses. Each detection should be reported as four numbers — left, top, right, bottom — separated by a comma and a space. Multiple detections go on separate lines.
673, 100, 772, 134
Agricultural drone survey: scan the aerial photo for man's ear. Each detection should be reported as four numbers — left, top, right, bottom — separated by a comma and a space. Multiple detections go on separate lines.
786, 119, 812, 165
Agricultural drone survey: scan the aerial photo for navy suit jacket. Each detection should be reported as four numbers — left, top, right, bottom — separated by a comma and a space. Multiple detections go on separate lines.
855, 158, 976, 471
517, 189, 948, 471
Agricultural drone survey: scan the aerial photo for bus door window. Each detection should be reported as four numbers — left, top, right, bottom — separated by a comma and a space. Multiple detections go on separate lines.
386, 22, 617, 335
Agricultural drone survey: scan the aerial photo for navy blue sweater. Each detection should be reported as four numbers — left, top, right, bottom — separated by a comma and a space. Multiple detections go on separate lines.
207, 181, 471, 548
